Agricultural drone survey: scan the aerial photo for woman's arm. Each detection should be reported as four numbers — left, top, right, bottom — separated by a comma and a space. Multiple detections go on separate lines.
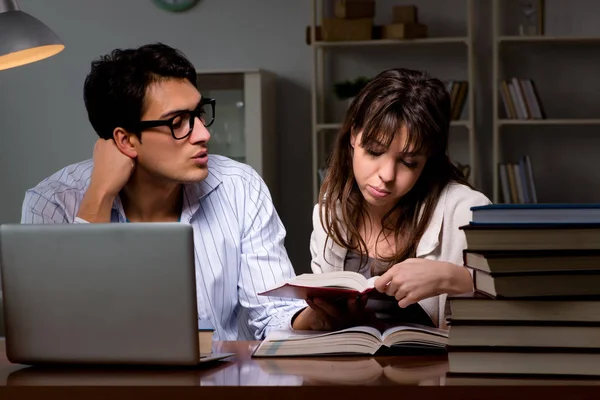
375, 186, 491, 308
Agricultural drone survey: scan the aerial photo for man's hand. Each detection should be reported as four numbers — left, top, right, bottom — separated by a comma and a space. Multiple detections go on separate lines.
89, 138, 136, 197
76, 139, 135, 223
292, 295, 377, 331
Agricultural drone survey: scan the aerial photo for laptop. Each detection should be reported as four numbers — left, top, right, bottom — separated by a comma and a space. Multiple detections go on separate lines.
0, 223, 232, 366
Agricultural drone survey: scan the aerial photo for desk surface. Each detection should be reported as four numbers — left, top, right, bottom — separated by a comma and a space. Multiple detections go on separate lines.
0, 340, 449, 386
0, 339, 599, 398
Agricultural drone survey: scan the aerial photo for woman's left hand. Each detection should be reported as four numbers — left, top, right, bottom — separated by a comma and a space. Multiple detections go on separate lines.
373, 258, 472, 308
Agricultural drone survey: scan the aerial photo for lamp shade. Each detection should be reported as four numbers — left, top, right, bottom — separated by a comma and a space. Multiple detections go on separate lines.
0, 1, 64, 71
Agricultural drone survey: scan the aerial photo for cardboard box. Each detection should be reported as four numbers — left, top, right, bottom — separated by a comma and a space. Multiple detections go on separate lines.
382, 23, 427, 39
306, 25, 385, 44
393, 5, 418, 24
322, 18, 373, 41
334, 0, 375, 19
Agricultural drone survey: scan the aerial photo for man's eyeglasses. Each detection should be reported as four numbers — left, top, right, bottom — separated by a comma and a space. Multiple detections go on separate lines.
133, 97, 215, 140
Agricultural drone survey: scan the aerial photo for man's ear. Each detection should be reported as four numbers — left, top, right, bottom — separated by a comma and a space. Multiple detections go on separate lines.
113, 127, 139, 159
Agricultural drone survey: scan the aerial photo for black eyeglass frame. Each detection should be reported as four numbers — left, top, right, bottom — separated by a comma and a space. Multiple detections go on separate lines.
132, 97, 216, 140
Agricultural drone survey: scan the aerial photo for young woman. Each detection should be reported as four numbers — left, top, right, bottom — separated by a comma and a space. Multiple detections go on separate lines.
294, 68, 491, 332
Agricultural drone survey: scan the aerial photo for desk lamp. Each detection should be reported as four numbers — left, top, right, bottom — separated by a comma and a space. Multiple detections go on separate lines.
0, 0, 64, 71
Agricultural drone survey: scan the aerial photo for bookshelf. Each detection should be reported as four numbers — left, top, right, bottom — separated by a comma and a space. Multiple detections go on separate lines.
491, 0, 600, 203
309, 0, 477, 203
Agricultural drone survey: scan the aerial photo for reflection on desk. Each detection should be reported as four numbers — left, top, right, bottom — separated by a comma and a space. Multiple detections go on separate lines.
4, 341, 447, 387
254, 357, 448, 386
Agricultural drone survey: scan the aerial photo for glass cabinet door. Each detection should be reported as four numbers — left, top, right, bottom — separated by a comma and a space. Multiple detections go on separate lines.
196, 73, 246, 163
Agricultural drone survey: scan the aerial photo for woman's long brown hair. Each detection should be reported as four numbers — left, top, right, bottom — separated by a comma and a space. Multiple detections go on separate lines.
318, 68, 472, 275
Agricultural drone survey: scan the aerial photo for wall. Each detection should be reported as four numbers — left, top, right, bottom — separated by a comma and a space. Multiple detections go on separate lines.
1, 0, 600, 275
0, 0, 314, 271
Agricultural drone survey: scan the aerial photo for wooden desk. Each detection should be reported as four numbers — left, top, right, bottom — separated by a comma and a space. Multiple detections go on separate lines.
0, 339, 599, 399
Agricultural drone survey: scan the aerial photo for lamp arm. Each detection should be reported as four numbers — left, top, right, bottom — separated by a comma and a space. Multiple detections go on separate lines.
0, 0, 19, 13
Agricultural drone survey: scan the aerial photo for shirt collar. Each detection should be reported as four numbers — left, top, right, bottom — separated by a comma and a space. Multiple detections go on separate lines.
110, 168, 223, 223
181, 169, 222, 222
415, 186, 447, 256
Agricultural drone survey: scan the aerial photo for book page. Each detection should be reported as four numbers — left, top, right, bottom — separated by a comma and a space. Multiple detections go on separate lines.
264, 325, 383, 343
382, 323, 448, 338
380, 324, 449, 348
254, 326, 386, 357
291, 271, 372, 291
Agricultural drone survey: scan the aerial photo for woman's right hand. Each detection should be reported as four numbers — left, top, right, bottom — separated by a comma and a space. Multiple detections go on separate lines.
293, 295, 376, 331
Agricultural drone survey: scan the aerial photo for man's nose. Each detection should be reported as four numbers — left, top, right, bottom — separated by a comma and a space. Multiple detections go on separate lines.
190, 118, 210, 144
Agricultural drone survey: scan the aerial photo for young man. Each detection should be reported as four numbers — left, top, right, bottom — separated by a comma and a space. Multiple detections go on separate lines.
21, 43, 322, 339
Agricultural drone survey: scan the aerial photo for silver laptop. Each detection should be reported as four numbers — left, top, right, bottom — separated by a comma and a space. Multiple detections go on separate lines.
0, 223, 229, 366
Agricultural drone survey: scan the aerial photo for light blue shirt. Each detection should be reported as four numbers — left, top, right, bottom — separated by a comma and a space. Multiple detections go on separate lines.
21, 155, 307, 340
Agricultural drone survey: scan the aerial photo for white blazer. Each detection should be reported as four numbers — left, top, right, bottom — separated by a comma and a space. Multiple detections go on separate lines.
309, 182, 492, 328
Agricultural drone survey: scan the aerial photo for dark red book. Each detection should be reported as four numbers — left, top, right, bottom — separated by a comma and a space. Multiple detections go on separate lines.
258, 271, 379, 300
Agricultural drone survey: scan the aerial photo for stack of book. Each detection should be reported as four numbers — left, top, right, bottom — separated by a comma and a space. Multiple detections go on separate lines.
446, 203, 600, 379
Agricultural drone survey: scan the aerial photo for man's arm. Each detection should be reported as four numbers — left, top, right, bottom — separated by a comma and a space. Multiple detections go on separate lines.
75, 138, 135, 223
76, 183, 116, 223
238, 171, 307, 340
21, 190, 69, 224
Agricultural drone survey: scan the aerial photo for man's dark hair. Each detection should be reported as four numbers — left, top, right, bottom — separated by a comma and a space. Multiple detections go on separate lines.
83, 43, 197, 139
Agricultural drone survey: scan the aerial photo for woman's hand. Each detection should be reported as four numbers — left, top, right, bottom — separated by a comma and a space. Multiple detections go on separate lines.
374, 258, 473, 308
292, 295, 377, 331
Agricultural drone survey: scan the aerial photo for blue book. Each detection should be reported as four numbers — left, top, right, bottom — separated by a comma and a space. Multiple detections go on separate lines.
470, 203, 600, 224
198, 319, 214, 332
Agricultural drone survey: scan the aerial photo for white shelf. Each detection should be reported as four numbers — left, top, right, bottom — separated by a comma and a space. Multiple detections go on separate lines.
316, 37, 469, 48
499, 119, 600, 126
315, 123, 342, 130
450, 120, 471, 128
491, 0, 600, 203
498, 36, 600, 44
310, 0, 477, 202
316, 120, 471, 131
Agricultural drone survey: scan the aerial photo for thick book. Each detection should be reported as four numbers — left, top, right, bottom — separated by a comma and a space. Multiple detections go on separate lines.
448, 324, 600, 348
447, 292, 600, 323
252, 324, 448, 357
445, 374, 600, 386
463, 249, 600, 274
258, 271, 380, 300
470, 203, 600, 224
198, 320, 215, 355
448, 346, 600, 376
459, 223, 600, 251
472, 269, 600, 298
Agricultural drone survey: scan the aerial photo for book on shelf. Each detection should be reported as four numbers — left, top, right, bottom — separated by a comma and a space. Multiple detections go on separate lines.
258, 270, 382, 300
500, 77, 545, 120
447, 292, 600, 324
252, 323, 448, 357
470, 203, 600, 224
459, 222, 600, 251
444, 80, 468, 120
497, 155, 536, 204
463, 249, 600, 274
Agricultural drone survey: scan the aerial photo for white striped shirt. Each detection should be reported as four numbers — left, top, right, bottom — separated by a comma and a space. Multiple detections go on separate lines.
21, 155, 307, 340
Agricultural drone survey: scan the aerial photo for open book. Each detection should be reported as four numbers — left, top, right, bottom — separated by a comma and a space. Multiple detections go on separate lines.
252, 324, 448, 357
258, 271, 379, 300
